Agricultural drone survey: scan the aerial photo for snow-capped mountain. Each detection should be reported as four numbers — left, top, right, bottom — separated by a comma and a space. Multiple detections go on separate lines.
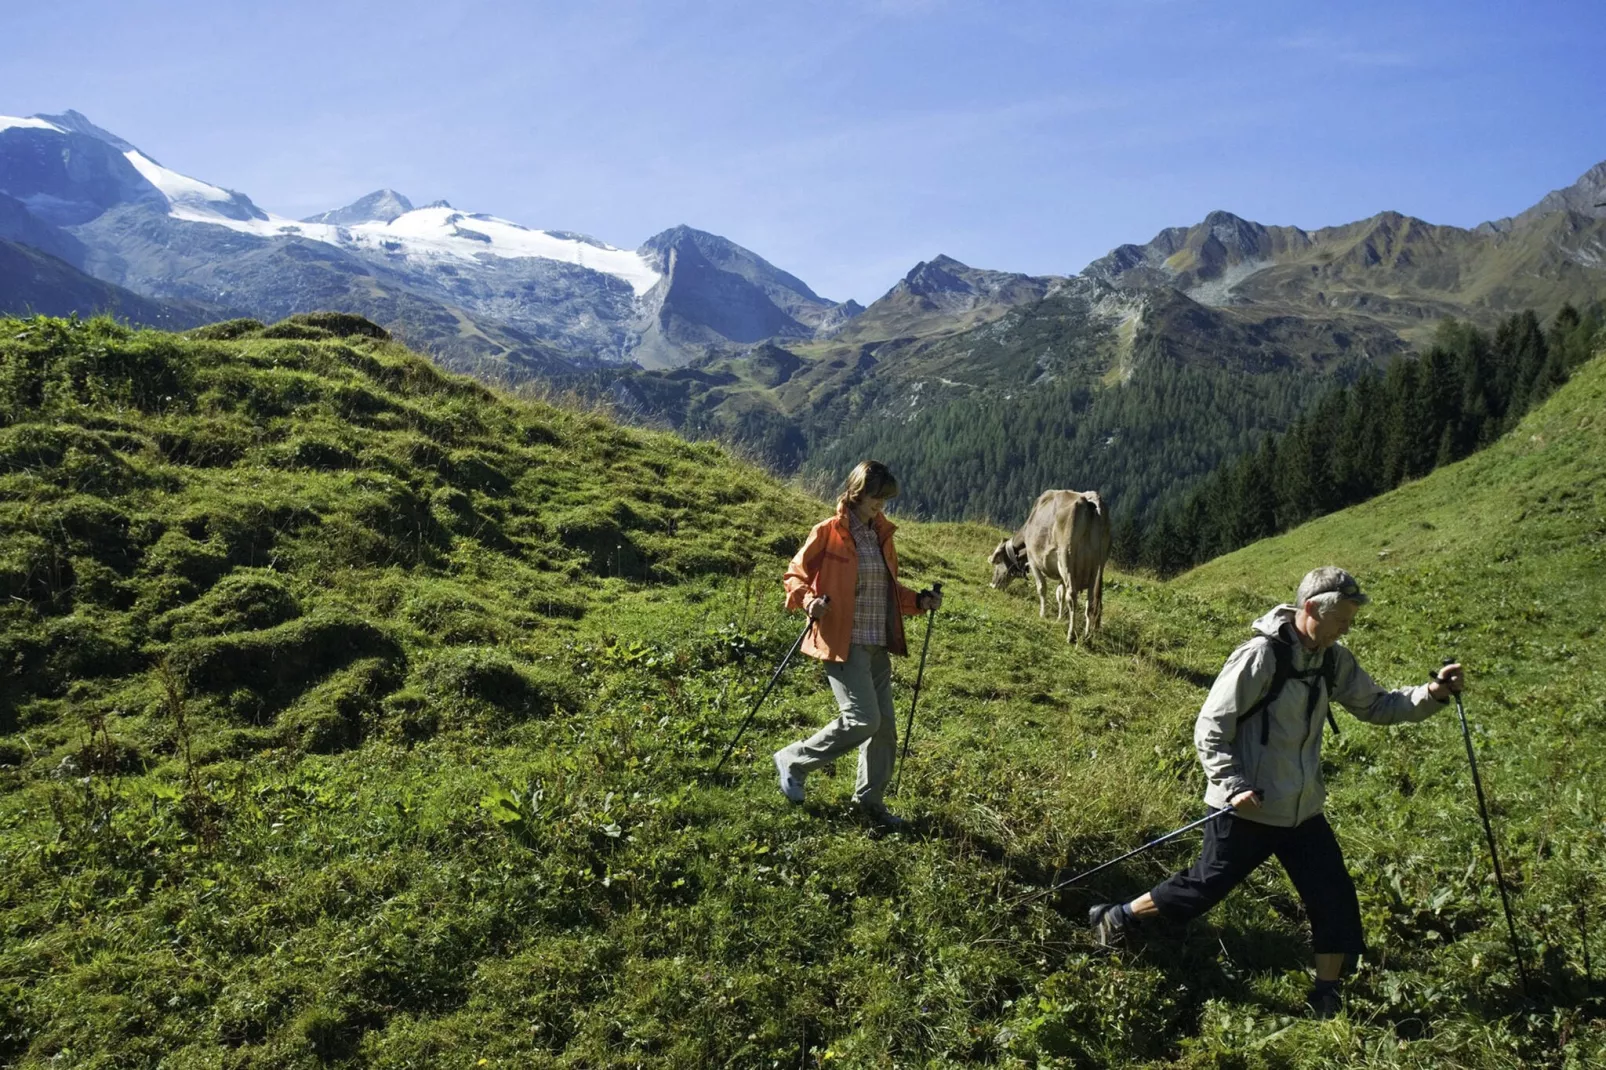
301, 189, 414, 227
0, 110, 857, 374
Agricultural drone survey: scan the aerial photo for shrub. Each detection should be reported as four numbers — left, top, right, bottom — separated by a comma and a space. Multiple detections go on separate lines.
186, 318, 265, 341
138, 530, 231, 604
267, 436, 362, 472
156, 569, 302, 641
0, 531, 73, 608
0, 615, 141, 714
0, 319, 189, 417
277, 656, 406, 753
443, 450, 512, 496
165, 611, 403, 717
282, 312, 391, 340
552, 500, 652, 578
257, 322, 335, 341
415, 647, 575, 730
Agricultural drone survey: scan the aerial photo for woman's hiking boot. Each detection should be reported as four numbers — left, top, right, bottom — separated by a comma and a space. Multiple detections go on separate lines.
855, 800, 907, 829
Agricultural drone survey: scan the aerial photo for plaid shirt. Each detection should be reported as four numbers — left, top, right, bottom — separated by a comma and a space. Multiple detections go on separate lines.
847, 509, 892, 647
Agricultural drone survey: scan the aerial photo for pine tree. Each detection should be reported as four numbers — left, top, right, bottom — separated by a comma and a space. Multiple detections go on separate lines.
1143, 510, 1184, 576
1111, 505, 1143, 569
1505, 310, 1549, 430
1380, 357, 1420, 487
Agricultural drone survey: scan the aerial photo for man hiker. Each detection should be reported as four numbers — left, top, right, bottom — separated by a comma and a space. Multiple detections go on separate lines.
1087, 566, 1465, 1018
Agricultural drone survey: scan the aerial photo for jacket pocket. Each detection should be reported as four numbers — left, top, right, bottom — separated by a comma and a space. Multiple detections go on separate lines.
823, 550, 851, 562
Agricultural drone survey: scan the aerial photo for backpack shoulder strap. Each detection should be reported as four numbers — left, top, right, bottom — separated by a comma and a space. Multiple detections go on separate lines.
1236, 635, 1294, 745
1321, 649, 1341, 735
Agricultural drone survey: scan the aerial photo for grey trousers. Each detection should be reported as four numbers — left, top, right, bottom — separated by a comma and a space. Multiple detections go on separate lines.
777, 644, 896, 807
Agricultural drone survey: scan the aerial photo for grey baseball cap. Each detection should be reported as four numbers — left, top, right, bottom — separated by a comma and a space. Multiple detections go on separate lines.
1296, 566, 1369, 607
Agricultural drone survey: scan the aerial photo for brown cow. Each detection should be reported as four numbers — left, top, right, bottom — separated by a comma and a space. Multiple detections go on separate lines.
988, 489, 1112, 643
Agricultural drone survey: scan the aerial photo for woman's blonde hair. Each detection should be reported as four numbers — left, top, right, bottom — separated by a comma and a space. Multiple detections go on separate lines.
838, 460, 900, 511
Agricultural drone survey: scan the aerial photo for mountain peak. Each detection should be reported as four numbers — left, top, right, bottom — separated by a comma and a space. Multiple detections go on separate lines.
903, 256, 970, 294
640, 223, 703, 247
33, 109, 137, 153
1482, 158, 1606, 232
638, 225, 753, 268
301, 189, 415, 226
637, 225, 829, 306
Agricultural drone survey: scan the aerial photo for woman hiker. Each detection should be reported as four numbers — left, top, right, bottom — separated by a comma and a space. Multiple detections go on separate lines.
773, 460, 942, 827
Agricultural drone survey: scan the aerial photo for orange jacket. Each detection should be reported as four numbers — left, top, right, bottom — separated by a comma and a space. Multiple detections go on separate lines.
783, 506, 924, 662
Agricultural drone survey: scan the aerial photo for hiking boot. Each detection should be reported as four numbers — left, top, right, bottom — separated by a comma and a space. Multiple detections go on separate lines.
774, 751, 804, 804
1088, 903, 1134, 949
855, 801, 906, 828
1307, 984, 1343, 1020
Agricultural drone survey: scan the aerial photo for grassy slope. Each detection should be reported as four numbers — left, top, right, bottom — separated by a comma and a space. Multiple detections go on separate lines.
0, 316, 1601, 1068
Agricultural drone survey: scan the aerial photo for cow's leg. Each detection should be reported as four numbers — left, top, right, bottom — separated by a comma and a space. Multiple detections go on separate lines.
1031, 563, 1048, 618
1054, 582, 1065, 621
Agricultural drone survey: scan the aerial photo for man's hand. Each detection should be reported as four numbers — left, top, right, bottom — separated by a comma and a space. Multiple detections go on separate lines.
918, 589, 944, 613
1429, 662, 1466, 702
805, 596, 829, 620
1230, 789, 1261, 812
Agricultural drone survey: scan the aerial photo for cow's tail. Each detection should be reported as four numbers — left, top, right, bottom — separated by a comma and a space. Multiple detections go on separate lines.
1083, 493, 1108, 633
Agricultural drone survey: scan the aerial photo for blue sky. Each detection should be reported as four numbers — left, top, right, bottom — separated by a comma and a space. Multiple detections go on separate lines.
4, 0, 1603, 303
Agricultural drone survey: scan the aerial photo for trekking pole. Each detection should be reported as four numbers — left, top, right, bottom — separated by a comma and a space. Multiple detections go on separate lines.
1438, 660, 1530, 993
892, 582, 942, 798
712, 598, 825, 775
1016, 805, 1237, 906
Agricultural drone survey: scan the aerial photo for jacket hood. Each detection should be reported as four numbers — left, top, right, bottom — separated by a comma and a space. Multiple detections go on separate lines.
1251, 604, 1298, 639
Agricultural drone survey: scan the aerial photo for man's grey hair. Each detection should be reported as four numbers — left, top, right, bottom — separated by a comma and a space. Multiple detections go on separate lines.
1305, 591, 1347, 619
1296, 566, 1368, 616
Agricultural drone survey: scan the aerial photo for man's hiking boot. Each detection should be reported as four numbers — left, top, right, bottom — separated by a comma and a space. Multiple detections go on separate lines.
1088, 903, 1135, 949
1307, 983, 1343, 1020
774, 752, 805, 804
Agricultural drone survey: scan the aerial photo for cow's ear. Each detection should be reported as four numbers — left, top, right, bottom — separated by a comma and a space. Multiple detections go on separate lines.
988, 546, 1005, 563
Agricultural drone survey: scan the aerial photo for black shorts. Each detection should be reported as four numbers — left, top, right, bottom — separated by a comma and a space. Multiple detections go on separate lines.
1148, 811, 1365, 957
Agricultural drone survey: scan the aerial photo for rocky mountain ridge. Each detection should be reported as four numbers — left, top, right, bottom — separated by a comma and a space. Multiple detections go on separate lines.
591, 155, 1605, 526
0, 111, 864, 375
2, 108, 1602, 393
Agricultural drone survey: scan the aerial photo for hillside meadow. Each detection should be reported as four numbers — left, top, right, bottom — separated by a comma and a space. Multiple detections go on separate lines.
0, 314, 1601, 1068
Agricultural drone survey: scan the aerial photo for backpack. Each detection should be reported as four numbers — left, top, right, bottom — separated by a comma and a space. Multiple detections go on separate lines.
1235, 631, 1341, 746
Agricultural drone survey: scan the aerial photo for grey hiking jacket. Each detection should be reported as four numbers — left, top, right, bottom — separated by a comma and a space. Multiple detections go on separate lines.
1196, 605, 1445, 827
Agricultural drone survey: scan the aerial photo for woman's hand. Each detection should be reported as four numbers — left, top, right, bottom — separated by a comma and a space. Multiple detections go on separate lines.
805, 596, 830, 620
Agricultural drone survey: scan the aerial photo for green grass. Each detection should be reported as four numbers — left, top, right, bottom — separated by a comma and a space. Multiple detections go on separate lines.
1, 314, 1601, 1067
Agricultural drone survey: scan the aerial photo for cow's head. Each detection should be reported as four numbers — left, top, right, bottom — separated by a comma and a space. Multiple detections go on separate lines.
989, 539, 1028, 589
